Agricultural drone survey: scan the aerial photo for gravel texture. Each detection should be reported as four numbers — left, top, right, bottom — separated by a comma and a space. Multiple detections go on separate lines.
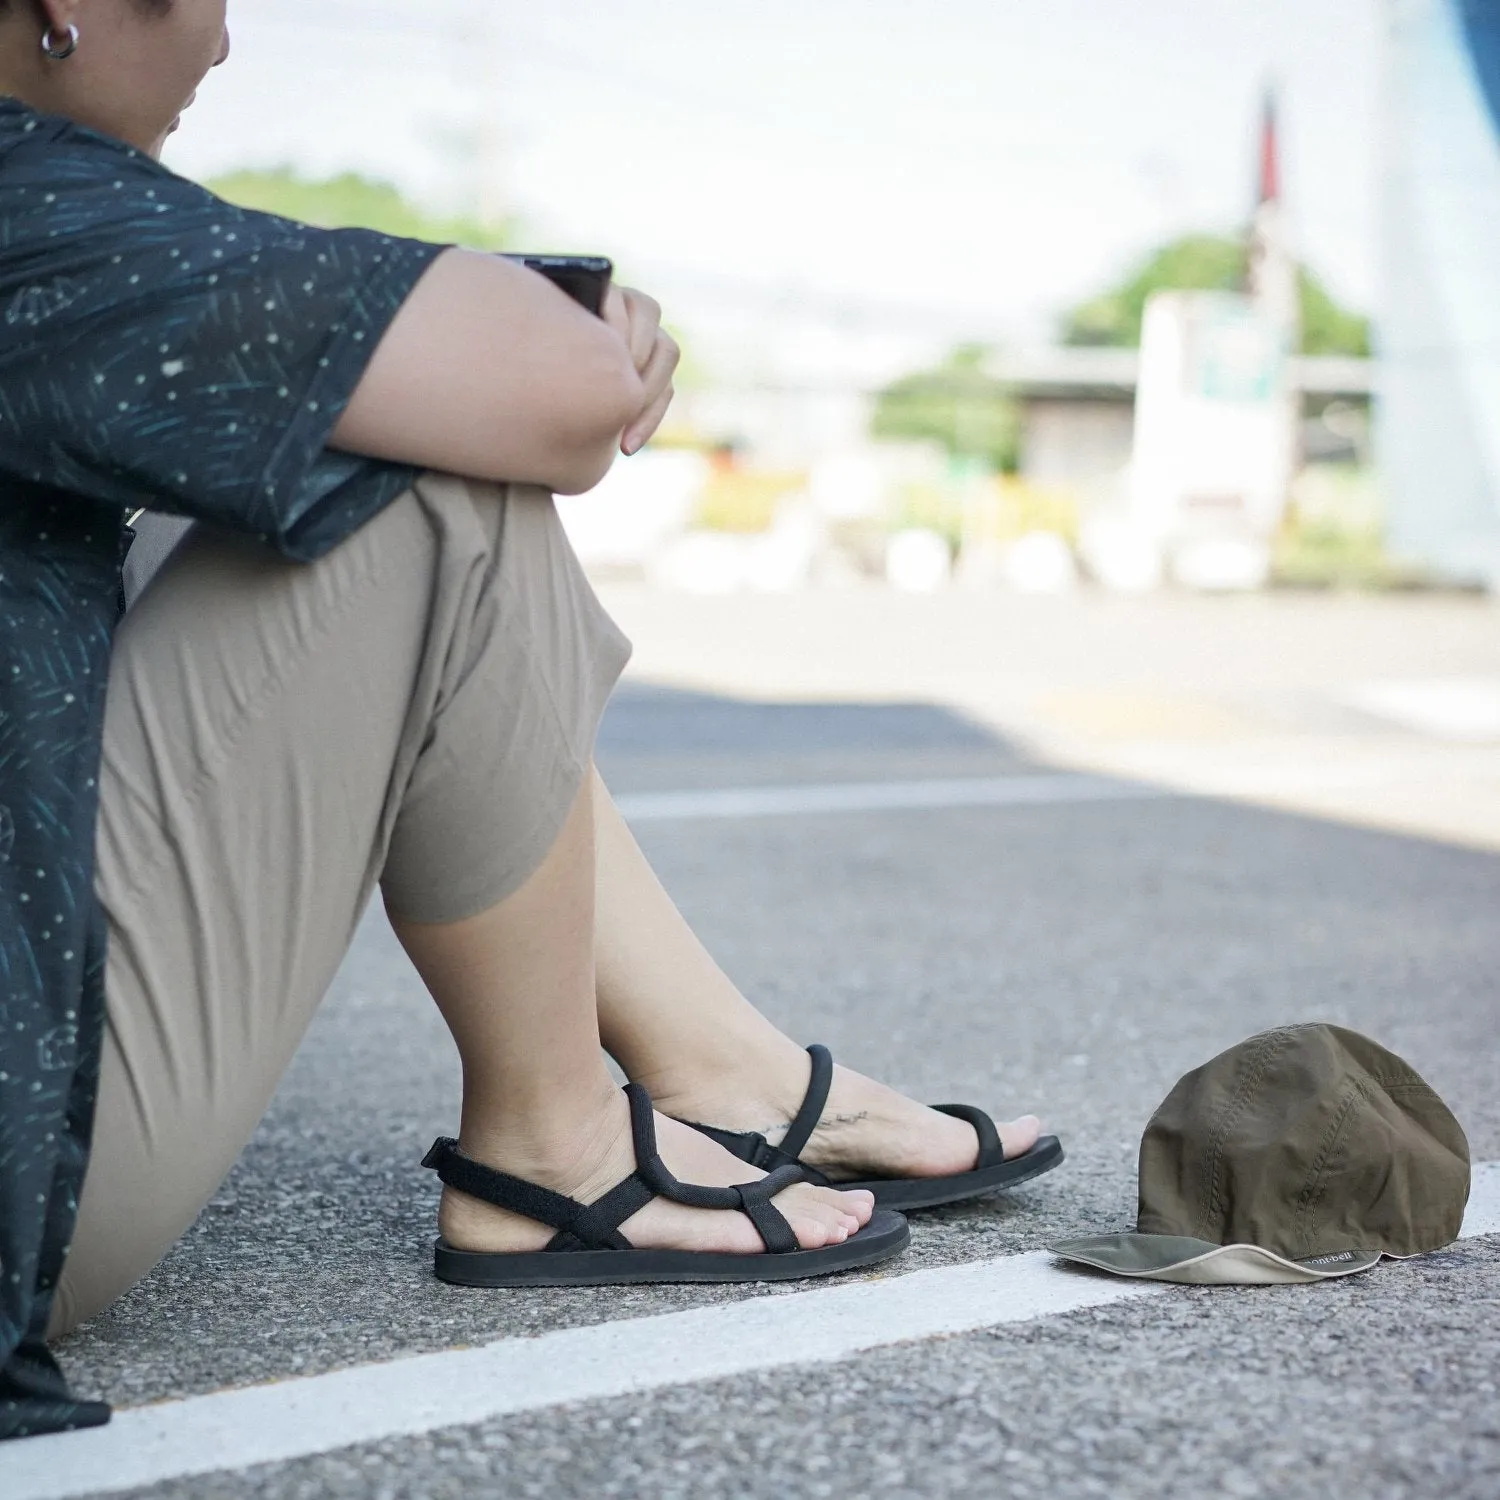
114, 1235, 1500, 1500
45, 684, 1500, 1495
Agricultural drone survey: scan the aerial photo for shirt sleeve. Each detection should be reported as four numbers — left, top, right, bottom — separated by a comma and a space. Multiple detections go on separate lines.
0, 113, 448, 560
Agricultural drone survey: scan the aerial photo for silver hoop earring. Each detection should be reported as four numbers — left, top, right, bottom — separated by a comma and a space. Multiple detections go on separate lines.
41, 24, 80, 61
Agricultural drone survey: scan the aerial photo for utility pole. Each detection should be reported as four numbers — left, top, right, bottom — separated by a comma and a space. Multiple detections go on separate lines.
1247, 87, 1299, 345
1246, 84, 1301, 543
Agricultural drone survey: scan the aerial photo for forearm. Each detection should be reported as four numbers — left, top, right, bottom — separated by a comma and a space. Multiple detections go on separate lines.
330, 248, 644, 493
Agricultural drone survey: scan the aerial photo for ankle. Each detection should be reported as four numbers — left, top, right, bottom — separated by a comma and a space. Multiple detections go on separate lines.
456, 1077, 628, 1198
634, 1033, 810, 1138
438, 1083, 638, 1254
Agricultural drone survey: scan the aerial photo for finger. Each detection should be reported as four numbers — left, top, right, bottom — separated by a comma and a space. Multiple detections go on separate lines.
621, 333, 679, 453
601, 284, 632, 345
635, 328, 679, 408
619, 288, 662, 373
622, 383, 674, 455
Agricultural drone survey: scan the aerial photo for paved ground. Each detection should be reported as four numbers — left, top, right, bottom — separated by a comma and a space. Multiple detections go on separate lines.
42, 588, 1500, 1498
598, 583, 1500, 850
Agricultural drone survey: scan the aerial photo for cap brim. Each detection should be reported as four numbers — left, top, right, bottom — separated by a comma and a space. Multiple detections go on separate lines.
1048, 1233, 1383, 1286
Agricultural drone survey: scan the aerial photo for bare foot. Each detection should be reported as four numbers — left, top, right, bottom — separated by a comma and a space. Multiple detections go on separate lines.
439, 1088, 876, 1256
647, 1044, 1042, 1183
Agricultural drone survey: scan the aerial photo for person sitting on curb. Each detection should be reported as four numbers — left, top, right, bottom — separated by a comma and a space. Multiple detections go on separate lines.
0, 0, 1057, 1439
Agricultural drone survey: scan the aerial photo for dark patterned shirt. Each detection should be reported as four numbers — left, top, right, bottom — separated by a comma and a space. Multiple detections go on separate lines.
0, 96, 445, 1440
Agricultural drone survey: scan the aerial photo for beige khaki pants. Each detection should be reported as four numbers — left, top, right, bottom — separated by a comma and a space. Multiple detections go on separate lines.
50, 476, 629, 1336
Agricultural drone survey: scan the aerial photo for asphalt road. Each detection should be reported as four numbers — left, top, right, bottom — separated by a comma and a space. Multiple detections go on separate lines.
48, 679, 1500, 1499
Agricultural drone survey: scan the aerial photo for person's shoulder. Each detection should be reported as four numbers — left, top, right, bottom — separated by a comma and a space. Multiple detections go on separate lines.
1, 96, 162, 181
1, 103, 262, 250
0, 98, 443, 299
0, 96, 211, 235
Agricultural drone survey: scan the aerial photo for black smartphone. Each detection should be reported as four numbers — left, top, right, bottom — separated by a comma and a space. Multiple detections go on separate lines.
502, 254, 614, 317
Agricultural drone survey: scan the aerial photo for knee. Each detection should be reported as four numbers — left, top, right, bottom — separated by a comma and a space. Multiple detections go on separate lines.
410, 472, 561, 558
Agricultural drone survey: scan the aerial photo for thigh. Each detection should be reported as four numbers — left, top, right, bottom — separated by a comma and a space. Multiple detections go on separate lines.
52, 476, 630, 1336
52, 480, 493, 1334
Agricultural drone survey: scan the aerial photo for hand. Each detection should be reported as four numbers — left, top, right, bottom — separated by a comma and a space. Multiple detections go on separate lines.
603, 285, 679, 455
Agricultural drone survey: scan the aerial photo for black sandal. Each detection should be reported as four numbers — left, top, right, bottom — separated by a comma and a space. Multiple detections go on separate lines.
422, 1080, 910, 1287
679, 1044, 1065, 1212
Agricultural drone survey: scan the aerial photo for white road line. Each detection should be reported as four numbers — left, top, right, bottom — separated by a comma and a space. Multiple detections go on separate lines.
1462, 1160, 1500, 1237
613, 773, 1172, 823
1342, 678, 1500, 742
14, 1160, 1499, 1499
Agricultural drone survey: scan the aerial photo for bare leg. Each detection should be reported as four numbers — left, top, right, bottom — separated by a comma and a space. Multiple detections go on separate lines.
590, 768, 1041, 1181
389, 775, 873, 1255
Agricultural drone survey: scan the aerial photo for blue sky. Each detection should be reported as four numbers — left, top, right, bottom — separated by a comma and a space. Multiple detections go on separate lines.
169, 0, 1383, 354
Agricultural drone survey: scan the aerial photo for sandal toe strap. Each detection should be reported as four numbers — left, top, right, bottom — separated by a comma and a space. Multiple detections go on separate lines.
931, 1102, 1005, 1167
728, 1165, 802, 1255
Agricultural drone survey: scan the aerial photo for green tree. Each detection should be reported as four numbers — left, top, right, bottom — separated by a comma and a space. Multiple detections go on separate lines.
1061, 233, 1370, 357
871, 345, 1020, 474
203, 167, 515, 250
1298, 270, 1371, 357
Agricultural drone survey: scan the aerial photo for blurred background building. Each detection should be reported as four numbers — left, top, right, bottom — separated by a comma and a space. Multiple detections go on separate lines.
1380, 0, 1500, 590
168, 0, 1498, 596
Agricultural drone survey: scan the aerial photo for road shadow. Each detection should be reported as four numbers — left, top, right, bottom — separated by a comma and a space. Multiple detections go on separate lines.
597, 680, 1039, 792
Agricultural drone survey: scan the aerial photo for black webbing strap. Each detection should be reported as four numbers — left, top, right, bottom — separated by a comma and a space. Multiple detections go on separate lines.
779, 1043, 834, 1161
421, 1136, 634, 1247
624, 1082, 805, 1253
630, 1086, 748, 1211
932, 1102, 1004, 1168
726, 1165, 802, 1254
555, 1173, 656, 1252
675, 1121, 833, 1184
424, 1083, 812, 1258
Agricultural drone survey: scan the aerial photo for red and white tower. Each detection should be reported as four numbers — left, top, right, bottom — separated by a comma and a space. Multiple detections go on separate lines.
1120, 88, 1301, 589
1247, 88, 1300, 347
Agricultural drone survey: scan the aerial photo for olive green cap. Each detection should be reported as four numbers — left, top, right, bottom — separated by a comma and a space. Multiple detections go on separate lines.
1051, 1024, 1470, 1285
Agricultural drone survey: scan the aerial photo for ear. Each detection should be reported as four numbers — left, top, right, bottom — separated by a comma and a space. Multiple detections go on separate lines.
36, 0, 84, 31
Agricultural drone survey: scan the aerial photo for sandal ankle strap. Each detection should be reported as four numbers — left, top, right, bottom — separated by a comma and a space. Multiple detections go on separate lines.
686, 1121, 811, 1178
780, 1043, 834, 1160
421, 1136, 650, 1252
422, 1081, 807, 1256
672, 1046, 837, 1185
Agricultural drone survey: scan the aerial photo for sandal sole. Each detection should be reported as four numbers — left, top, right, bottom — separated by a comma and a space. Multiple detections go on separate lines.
841, 1134, 1065, 1211
433, 1208, 910, 1287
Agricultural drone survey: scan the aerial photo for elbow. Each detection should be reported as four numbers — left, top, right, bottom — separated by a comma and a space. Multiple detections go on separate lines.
591, 334, 647, 438
549, 440, 622, 497
546, 341, 643, 495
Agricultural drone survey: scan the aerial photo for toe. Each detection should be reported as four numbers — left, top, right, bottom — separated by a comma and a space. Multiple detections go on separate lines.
838, 1188, 875, 1225
811, 1184, 874, 1227
1000, 1114, 1042, 1159
783, 1185, 861, 1249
